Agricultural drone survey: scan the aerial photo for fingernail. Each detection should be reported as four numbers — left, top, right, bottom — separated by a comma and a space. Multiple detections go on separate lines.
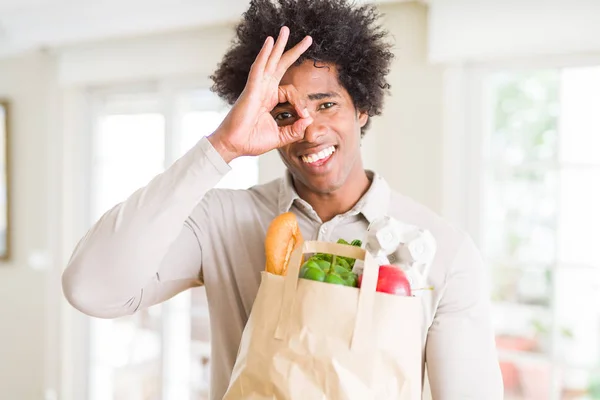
303, 108, 309, 117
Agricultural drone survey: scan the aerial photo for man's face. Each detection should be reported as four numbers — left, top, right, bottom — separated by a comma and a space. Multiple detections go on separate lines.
272, 61, 368, 194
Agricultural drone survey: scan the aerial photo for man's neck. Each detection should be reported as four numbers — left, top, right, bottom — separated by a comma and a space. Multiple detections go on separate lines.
293, 169, 371, 223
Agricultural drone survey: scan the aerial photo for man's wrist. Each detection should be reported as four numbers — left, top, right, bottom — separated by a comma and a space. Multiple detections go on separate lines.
207, 131, 239, 164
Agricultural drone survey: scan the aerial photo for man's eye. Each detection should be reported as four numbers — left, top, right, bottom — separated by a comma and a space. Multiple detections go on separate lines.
319, 102, 335, 110
275, 111, 293, 121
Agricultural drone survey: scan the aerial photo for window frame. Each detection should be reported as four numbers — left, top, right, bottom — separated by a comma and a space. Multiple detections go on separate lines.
443, 54, 600, 400
80, 77, 246, 400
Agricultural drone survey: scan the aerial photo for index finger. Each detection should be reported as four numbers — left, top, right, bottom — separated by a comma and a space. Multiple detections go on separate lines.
249, 36, 275, 80
273, 35, 313, 80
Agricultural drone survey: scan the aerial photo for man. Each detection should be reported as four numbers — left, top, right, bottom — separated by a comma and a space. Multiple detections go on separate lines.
62, 0, 504, 398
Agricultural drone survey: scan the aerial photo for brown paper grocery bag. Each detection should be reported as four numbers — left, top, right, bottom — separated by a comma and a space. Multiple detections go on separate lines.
223, 241, 422, 400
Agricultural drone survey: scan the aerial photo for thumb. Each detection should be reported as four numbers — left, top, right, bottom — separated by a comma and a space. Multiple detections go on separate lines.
279, 116, 313, 145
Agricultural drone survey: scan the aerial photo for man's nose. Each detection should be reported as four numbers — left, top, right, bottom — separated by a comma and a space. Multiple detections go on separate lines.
302, 116, 327, 143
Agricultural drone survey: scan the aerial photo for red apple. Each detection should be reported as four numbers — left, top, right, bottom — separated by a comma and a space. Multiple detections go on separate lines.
358, 265, 412, 296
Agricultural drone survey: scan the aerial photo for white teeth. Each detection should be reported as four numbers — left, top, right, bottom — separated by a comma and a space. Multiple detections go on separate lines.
301, 146, 336, 164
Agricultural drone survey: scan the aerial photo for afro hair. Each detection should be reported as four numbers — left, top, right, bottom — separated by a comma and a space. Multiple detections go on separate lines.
210, 0, 394, 136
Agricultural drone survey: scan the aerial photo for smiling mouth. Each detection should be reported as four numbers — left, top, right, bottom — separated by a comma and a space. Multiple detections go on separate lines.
300, 145, 336, 164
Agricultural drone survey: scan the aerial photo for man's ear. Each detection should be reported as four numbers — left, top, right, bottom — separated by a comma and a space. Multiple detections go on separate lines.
358, 110, 369, 128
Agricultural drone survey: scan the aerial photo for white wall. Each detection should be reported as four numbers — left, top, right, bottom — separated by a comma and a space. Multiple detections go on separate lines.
56, 26, 234, 87
428, 0, 600, 63
0, 51, 60, 400
367, 2, 445, 213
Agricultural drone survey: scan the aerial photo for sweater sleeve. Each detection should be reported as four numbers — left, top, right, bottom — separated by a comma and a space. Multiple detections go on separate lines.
425, 235, 504, 399
62, 137, 231, 318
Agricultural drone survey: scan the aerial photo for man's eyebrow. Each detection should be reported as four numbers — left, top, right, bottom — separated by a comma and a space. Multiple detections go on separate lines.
272, 92, 341, 110
307, 92, 340, 101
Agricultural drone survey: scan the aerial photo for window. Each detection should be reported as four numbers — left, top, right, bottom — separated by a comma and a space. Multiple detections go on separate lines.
477, 66, 600, 399
87, 85, 259, 400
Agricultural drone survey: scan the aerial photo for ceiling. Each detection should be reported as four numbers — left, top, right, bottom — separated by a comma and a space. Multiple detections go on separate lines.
0, 0, 410, 58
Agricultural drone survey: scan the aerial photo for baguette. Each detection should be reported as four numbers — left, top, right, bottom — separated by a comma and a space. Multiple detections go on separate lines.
265, 212, 304, 275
